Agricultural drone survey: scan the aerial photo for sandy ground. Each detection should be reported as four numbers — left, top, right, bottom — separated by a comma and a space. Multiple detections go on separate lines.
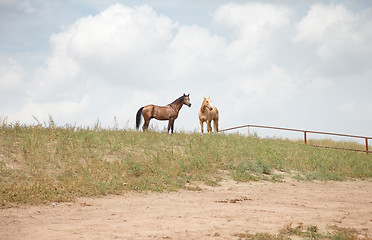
1, 178, 371, 240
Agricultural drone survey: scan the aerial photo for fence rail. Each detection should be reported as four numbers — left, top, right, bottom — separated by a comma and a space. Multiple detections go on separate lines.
218, 124, 372, 153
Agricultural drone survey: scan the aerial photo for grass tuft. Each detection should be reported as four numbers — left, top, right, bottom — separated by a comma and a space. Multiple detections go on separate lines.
1, 120, 371, 207
236, 223, 368, 240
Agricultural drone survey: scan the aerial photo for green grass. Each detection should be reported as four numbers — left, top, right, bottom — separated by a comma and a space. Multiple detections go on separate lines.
307, 138, 369, 152
1, 120, 371, 207
236, 223, 368, 240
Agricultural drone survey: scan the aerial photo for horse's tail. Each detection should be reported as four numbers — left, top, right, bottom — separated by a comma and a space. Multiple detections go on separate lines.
136, 107, 144, 130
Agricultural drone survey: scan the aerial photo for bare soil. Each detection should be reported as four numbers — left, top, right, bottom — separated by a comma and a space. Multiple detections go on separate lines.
1, 178, 371, 240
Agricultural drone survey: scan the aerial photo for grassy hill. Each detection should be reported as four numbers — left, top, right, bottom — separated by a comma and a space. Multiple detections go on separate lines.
1, 121, 371, 207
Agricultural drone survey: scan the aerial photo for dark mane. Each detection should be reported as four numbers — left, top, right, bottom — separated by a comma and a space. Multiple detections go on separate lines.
169, 95, 184, 106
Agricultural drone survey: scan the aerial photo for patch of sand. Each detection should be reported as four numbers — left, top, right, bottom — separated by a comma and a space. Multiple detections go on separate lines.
1, 178, 371, 239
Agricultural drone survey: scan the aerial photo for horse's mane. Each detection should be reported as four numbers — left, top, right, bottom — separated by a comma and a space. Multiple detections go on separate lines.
169, 95, 185, 105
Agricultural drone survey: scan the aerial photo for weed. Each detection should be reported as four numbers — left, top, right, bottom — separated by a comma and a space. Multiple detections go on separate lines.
0, 120, 371, 207
236, 223, 367, 240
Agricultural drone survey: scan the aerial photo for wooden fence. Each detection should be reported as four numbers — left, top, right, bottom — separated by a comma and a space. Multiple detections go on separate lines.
218, 124, 372, 153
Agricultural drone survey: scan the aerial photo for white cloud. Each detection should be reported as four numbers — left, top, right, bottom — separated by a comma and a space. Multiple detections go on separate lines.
214, 3, 291, 66
307, 77, 334, 91
12, 96, 90, 123
292, 2, 372, 108
4, 3, 315, 129
0, 54, 32, 119
66, 4, 176, 61
338, 102, 355, 114
231, 64, 295, 102
0, 0, 18, 6
169, 25, 226, 80
0, 55, 24, 92
294, 4, 354, 44
294, 4, 372, 64
1, 2, 371, 136
214, 3, 290, 38
33, 4, 179, 101
17, 0, 36, 14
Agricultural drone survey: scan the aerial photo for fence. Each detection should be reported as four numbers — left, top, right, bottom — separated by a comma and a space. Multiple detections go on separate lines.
218, 124, 372, 153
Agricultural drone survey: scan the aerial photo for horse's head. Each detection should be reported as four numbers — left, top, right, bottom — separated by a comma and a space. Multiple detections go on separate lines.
183, 94, 192, 107
203, 96, 213, 111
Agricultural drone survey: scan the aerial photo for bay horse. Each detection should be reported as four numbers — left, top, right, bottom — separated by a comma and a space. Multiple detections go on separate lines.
136, 94, 192, 133
198, 96, 219, 133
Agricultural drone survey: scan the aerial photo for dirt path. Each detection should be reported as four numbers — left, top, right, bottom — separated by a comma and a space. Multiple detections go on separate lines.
1, 178, 371, 240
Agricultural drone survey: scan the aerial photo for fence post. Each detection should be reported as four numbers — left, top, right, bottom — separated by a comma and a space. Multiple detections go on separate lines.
247, 126, 250, 137
366, 138, 369, 153
304, 131, 307, 144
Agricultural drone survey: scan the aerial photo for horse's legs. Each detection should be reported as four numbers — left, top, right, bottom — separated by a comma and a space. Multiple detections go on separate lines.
207, 120, 212, 133
168, 119, 175, 134
199, 120, 204, 133
171, 120, 175, 133
213, 118, 219, 132
142, 118, 150, 131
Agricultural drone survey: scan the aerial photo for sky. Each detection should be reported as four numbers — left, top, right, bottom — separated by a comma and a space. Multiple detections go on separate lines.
1, 0, 371, 140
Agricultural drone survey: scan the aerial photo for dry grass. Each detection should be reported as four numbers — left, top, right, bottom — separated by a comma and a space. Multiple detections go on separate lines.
1, 118, 371, 207
236, 223, 369, 240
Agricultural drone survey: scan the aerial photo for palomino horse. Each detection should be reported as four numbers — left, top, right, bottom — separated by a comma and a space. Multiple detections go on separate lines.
136, 94, 192, 133
198, 96, 219, 133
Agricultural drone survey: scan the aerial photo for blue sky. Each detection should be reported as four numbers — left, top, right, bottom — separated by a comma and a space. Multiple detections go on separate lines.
1, 0, 371, 140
